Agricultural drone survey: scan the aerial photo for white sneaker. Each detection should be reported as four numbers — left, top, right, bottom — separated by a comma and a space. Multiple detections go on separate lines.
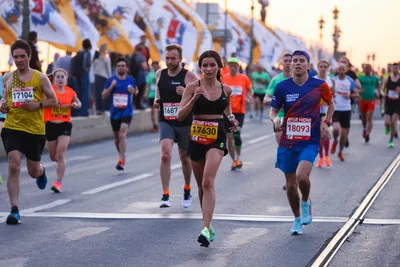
160, 194, 172, 208
181, 187, 192, 208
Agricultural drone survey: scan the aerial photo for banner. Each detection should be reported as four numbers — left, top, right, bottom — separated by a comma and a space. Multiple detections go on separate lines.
169, 0, 213, 61
1, 0, 77, 47
101, 0, 144, 47
75, 0, 134, 54
135, 0, 197, 64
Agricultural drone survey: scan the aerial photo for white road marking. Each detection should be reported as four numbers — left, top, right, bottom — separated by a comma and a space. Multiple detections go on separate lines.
21, 155, 92, 173
362, 218, 400, 225
247, 133, 275, 145
64, 227, 111, 241
223, 228, 269, 249
81, 173, 153, 195
24, 212, 349, 223
21, 199, 72, 214
0, 257, 29, 267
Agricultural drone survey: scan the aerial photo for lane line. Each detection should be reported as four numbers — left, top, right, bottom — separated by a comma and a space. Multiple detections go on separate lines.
362, 218, 400, 225
310, 153, 400, 267
23, 212, 349, 223
247, 133, 275, 145
81, 173, 153, 195
21, 156, 92, 172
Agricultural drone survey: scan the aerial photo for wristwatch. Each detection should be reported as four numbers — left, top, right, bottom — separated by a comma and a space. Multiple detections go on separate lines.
39, 102, 43, 108
323, 119, 331, 127
227, 114, 235, 121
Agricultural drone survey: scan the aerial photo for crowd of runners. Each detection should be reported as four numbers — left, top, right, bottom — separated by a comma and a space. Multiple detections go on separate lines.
1, 39, 399, 247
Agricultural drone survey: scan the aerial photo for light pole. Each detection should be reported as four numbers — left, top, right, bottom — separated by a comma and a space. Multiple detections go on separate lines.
318, 15, 325, 60
332, 6, 341, 59
372, 53, 376, 69
249, 0, 255, 66
259, 0, 269, 24
22, 0, 30, 41
224, 0, 228, 58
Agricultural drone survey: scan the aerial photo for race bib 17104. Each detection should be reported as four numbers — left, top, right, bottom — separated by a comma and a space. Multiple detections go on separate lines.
11, 87, 34, 108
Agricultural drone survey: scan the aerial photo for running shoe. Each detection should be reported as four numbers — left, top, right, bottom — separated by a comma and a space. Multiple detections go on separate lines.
51, 181, 61, 193
36, 165, 47, 190
317, 157, 323, 168
116, 159, 124, 171
365, 135, 370, 143
325, 156, 332, 167
231, 160, 238, 171
389, 141, 395, 148
198, 227, 211, 247
6, 210, 21, 225
331, 141, 337, 154
160, 194, 171, 208
385, 127, 391, 135
209, 224, 216, 242
338, 152, 345, 162
236, 158, 243, 169
301, 199, 313, 225
290, 218, 302, 235
181, 187, 192, 208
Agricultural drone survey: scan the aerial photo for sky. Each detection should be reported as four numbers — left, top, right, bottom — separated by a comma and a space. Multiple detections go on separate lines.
197, 0, 400, 69
0, 0, 398, 72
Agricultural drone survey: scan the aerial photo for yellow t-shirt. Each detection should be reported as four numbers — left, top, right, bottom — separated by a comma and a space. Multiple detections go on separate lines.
4, 70, 45, 135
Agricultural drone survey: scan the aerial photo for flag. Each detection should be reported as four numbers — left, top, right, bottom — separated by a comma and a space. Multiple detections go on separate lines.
75, 0, 134, 55
0, 16, 17, 44
135, 0, 197, 64
168, 0, 213, 61
101, 0, 145, 47
1, 0, 77, 47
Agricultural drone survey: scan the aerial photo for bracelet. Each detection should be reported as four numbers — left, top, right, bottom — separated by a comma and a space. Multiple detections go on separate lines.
227, 114, 235, 121
323, 119, 331, 127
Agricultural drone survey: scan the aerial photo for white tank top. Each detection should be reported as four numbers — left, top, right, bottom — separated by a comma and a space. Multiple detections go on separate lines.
314, 75, 333, 114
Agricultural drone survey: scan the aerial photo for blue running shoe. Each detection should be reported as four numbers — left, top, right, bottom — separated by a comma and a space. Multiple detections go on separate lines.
290, 217, 302, 235
6, 212, 21, 225
301, 199, 313, 225
36, 164, 47, 190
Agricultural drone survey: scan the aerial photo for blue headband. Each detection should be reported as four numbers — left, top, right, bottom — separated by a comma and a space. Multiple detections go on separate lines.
291, 50, 311, 63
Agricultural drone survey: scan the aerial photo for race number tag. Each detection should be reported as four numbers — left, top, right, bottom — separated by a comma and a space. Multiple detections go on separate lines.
163, 103, 179, 120
11, 87, 34, 108
150, 84, 156, 93
388, 90, 399, 100
52, 104, 69, 118
256, 83, 263, 90
113, 94, 128, 108
231, 86, 243, 96
190, 120, 218, 145
286, 117, 311, 140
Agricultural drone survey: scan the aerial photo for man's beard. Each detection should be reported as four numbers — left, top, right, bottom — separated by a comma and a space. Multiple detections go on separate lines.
117, 72, 125, 76
167, 64, 179, 71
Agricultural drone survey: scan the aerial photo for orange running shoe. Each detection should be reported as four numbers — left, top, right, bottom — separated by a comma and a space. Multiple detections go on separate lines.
338, 152, 344, 162
317, 157, 323, 168
236, 158, 243, 169
116, 159, 125, 171
331, 141, 337, 154
231, 160, 238, 171
325, 156, 331, 167
51, 181, 61, 193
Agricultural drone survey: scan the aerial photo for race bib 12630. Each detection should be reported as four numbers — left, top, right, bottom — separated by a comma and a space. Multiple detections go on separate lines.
113, 94, 128, 108
11, 87, 34, 108
286, 117, 311, 140
190, 120, 218, 145
163, 102, 179, 120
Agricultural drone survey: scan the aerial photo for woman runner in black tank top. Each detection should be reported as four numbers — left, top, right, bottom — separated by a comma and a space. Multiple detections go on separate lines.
178, 50, 238, 247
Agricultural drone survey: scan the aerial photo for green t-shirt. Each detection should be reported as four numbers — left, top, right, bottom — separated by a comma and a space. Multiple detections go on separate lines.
359, 75, 380, 101
267, 73, 289, 118
146, 71, 157, 99
251, 71, 271, 94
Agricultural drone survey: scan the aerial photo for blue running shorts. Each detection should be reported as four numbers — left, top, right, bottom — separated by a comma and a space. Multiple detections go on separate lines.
275, 144, 320, 174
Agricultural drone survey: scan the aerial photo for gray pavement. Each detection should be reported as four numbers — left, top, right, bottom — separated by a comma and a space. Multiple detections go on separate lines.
0, 111, 399, 267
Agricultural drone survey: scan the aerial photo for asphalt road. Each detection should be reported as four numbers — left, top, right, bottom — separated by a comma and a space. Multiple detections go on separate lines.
0, 110, 399, 267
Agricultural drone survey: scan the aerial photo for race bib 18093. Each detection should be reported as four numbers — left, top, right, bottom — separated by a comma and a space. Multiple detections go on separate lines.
11, 87, 34, 108
113, 94, 128, 108
190, 120, 218, 145
286, 117, 311, 140
163, 102, 179, 120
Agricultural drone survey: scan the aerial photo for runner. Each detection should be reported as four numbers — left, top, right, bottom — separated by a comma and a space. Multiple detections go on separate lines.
44, 68, 81, 193
251, 63, 270, 121
315, 60, 335, 167
330, 64, 358, 161
270, 50, 334, 235
265, 53, 292, 144
0, 40, 58, 225
178, 50, 238, 247
0, 73, 5, 184
102, 58, 138, 171
223, 58, 252, 171
146, 61, 160, 132
381, 62, 400, 147
153, 44, 198, 208
265, 53, 292, 190
358, 64, 380, 143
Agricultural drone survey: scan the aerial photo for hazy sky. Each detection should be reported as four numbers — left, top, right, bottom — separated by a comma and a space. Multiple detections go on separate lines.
197, 0, 400, 69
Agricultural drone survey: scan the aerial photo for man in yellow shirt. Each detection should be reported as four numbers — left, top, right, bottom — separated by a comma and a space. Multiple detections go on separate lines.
0, 40, 58, 225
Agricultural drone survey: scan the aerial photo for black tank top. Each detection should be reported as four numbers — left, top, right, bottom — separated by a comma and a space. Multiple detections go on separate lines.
192, 80, 229, 115
386, 75, 400, 100
157, 68, 191, 126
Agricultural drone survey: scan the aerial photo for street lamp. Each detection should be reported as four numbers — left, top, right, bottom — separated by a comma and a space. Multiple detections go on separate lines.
318, 15, 325, 60
259, 0, 269, 24
332, 6, 341, 57
22, 0, 30, 41
249, 0, 255, 66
